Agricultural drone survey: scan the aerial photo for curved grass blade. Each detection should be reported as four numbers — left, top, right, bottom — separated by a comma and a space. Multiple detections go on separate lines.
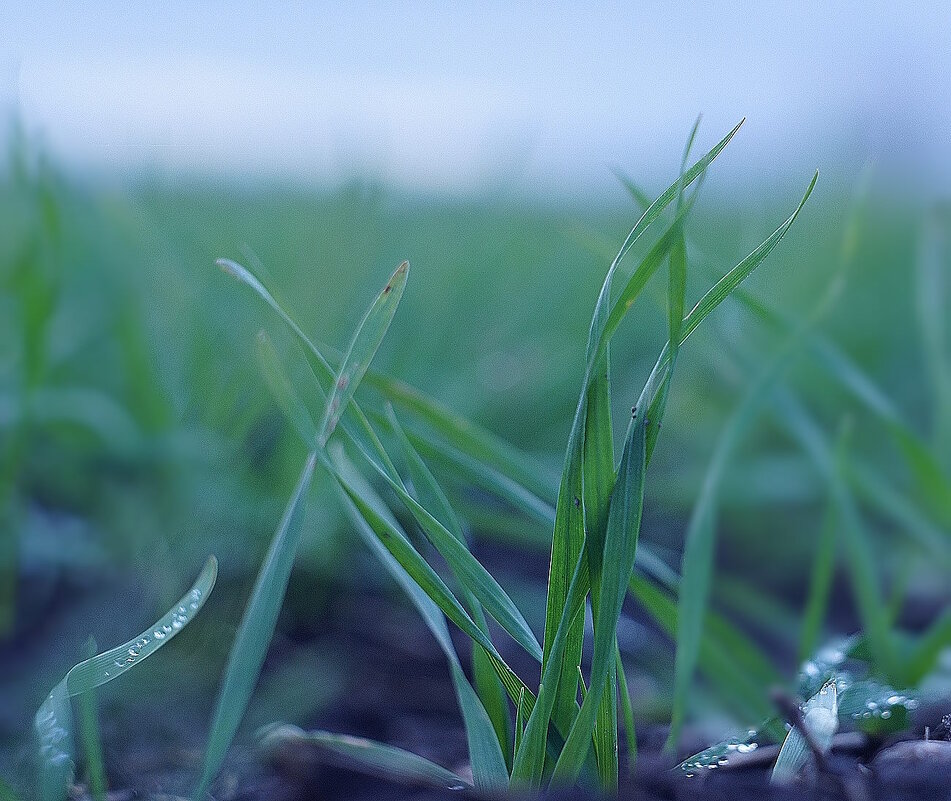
848, 460, 950, 561
37, 556, 218, 801
194, 454, 317, 800
906, 609, 951, 685
366, 371, 555, 501
511, 544, 591, 788
397, 418, 556, 527
260, 725, 469, 790
255, 331, 319, 445
253, 320, 534, 731
736, 287, 951, 530
916, 212, 951, 459
322, 447, 535, 715
680, 172, 818, 348
217, 257, 400, 471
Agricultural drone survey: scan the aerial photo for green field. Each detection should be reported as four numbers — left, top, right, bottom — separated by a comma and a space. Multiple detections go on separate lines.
3, 134, 950, 796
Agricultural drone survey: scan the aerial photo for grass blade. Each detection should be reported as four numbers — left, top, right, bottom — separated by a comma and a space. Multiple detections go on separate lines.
771, 680, 838, 785
194, 455, 317, 799
616, 647, 637, 772
798, 501, 838, 665
550, 413, 647, 785
75, 639, 106, 801
36, 557, 217, 801
542, 123, 742, 738
680, 172, 818, 347
773, 392, 896, 680
329, 448, 508, 789
736, 287, 951, 529
916, 212, 951, 458
666, 174, 821, 749
323, 447, 536, 716
255, 331, 319, 445
316, 261, 408, 445
511, 544, 591, 788
365, 371, 555, 501
260, 725, 469, 790
629, 575, 783, 735
384, 405, 513, 761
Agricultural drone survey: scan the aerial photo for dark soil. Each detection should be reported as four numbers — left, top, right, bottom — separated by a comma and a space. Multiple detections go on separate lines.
6, 545, 951, 801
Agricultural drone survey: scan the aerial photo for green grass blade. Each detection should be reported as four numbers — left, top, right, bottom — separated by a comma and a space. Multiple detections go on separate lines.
316, 261, 408, 446
384, 405, 513, 761
366, 371, 555, 501
260, 725, 469, 790
736, 287, 951, 529
449, 663, 510, 789
916, 212, 951, 458
542, 209, 685, 732
774, 392, 896, 680
511, 544, 591, 788
75, 639, 106, 801
582, 348, 619, 789
37, 557, 217, 801
252, 324, 532, 748
601, 189, 702, 350
905, 609, 951, 685
602, 120, 743, 310
848, 461, 950, 564
396, 420, 556, 525
350, 438, 542, 662
255, 331, 319, 445
679, 172, 818, 348
323, 448, 536, 717
615, 647, 637, 772
194, 454, 317, 800
550, 414, 647, 785
798, 501, 838, 665
218, 257, 401, 473
513, 687, 526, 760
629, 575, 783, 737
541, 124, 742, 735
665, 174, 821, 749
329, 448, 508, 789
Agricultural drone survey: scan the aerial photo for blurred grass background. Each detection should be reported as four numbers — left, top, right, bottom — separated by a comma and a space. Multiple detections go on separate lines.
1, 135, 948, 787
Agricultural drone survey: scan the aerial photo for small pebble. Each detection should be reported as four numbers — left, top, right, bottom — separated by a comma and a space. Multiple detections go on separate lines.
873, 739, 951, 771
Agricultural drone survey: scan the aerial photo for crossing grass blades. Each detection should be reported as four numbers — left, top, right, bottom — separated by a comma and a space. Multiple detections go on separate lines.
195, 120, 818, 794
34, 120, 827, 798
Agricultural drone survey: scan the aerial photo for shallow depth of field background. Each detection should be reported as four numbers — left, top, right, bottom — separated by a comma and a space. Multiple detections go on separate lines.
1, 3, 949, 792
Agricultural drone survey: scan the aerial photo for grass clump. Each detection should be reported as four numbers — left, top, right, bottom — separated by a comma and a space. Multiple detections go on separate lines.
191, 120, 819, 793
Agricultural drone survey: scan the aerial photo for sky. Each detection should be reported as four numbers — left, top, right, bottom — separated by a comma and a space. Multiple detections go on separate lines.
2, 2, 950, 198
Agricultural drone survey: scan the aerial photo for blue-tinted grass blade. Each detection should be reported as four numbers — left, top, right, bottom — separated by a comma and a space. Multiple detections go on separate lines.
317, 262, 408, 446
328, 447, 508, 789
194, 453, 316, 799
260, 725, 469, 790
37, 557, 217, 801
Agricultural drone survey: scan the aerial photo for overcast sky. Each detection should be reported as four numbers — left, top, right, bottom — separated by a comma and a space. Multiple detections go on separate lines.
2, 2, 950, 198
